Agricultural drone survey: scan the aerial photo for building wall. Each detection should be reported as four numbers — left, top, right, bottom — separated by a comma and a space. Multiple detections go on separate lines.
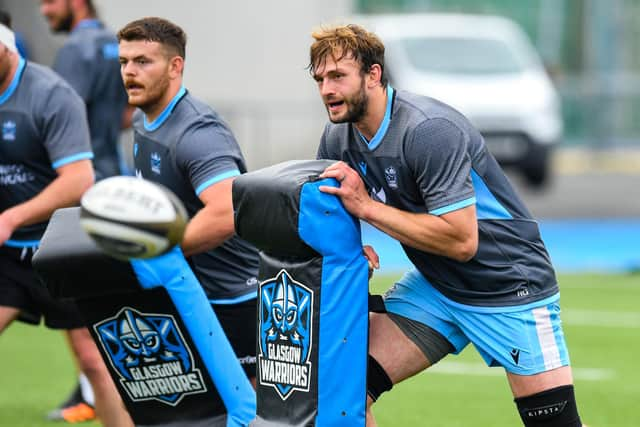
2, 0, 354, 169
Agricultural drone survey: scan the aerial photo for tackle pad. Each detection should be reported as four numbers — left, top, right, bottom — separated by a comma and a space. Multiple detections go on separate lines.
233, 160, 369, 427
32, 207, 255, 427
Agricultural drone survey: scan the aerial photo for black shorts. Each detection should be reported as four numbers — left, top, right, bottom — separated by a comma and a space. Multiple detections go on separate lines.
212, 298, 257, 379
0, 246, 85, 329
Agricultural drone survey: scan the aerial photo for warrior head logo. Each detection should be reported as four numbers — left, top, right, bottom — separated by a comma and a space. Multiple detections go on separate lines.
259, 270, 313, 400
94, 307, 206, 405
118, 310, 168, 366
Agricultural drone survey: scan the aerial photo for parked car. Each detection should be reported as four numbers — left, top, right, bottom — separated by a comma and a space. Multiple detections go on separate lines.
358, 13, 563, 187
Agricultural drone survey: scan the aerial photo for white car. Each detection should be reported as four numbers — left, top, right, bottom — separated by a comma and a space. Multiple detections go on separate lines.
358, 13, 563, 187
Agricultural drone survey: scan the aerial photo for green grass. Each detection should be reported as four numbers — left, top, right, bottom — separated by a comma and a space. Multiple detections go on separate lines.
0, 273, 638, 426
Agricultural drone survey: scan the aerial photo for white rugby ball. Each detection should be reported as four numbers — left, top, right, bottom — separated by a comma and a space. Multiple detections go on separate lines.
80, 176, 188, 260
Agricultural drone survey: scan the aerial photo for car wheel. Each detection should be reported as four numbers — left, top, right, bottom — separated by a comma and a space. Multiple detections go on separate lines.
522, 145, 551, 188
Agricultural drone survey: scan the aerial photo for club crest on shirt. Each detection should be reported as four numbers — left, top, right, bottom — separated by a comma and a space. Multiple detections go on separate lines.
2, 120, 16, 141
384, 165, 398, 188
93, 307, 207, 406
150, 152, 161, 174
258, 269, 313, 400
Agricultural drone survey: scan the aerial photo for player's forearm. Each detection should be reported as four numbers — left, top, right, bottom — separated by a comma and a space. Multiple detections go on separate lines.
180, 206, 234, 257
362, 202, 477, 262
1, 162, 94, 231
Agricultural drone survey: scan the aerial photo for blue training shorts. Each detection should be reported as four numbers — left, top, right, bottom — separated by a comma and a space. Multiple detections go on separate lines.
384, 269, 570, 375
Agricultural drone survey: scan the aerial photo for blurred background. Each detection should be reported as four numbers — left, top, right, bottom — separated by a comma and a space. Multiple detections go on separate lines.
0, 0, 637, 270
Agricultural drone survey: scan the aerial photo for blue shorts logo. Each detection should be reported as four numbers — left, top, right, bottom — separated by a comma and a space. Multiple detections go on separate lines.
258, 270, 313, 400
94, 307, 207, 406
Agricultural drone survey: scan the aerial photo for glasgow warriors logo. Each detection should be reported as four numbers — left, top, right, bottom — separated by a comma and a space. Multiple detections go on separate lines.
94, 307, 207, 406
258, 270, 313, 400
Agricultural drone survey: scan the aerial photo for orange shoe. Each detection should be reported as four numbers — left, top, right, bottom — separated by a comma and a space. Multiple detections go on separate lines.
55, 402, 96, 423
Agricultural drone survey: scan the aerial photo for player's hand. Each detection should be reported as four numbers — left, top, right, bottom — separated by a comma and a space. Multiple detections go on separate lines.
318, 161, 373, 219
363, 245, 380, 279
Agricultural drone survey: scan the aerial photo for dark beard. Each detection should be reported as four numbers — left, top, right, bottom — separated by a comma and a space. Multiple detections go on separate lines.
328, 79, 368, 124
53, 12, 73, 33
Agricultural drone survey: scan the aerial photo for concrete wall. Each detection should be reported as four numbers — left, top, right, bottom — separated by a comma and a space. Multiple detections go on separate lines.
1, 0, 354, 170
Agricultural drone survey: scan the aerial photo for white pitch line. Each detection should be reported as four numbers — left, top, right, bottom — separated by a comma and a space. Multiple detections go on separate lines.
428, 361, 615, 381
561, 309, 640, 328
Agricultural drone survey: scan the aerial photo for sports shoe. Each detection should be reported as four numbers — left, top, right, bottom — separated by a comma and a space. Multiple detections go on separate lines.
46, 383, 97, 423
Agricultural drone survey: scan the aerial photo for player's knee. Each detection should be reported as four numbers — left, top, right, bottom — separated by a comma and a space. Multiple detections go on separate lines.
367, 355, 393, 403
514, 385, 582, 426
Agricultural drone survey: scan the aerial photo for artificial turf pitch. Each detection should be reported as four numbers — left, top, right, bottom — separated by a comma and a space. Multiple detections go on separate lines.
0, 273, 637, 426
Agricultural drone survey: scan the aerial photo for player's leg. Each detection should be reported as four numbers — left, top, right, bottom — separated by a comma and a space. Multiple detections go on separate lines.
47, 333, 96, 422
508, 367, 581, 426
452, 298, 583, 426
37, 283, 133, 427
505, 301, 582, 427
367, 270, 465, 425
366, 312, 433, 426
66, 327, 133, 427
0, 306, 20, 332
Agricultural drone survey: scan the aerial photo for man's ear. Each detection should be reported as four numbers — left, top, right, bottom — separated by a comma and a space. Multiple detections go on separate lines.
367, 64, 383, 88
168, 56, 184, 79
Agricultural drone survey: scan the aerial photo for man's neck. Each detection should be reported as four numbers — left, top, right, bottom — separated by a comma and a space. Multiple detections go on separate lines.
71, 11, 95, 31
354, 85, 388, 141
144, 83, 183, 124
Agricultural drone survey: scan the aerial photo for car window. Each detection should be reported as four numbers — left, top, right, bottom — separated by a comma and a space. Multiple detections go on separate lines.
400, 37, 532, 75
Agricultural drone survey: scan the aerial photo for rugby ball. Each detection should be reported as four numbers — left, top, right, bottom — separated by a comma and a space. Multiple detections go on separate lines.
79, 176, 188, 260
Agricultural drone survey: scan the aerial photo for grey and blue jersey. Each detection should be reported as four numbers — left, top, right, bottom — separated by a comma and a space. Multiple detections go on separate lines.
132, 88, 259, 302
53, 19, 128, 180
318, 87, 557, 307
0, 59, 93, 246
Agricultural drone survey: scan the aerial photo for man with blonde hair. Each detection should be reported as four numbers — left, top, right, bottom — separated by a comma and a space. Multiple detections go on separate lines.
309, 23, 583, 427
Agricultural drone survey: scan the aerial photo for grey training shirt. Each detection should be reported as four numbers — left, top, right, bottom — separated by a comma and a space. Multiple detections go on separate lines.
132, 88, 259, 302
0, 59, 93, 246
318, 87, 557, 307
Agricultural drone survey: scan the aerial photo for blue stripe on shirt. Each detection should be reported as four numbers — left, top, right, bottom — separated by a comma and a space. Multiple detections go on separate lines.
144, 86, 186, 131
51, 151, 94, 169
195, 169, 240, 196
358, 85, 394, 151
429, 197, 476, 216
5, 239, 40, 248
0, 57, 26, 105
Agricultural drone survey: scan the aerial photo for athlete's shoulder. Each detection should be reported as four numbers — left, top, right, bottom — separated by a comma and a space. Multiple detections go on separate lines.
23, 62, 76, 95
394, 89, 482, 144
175, 92, 229, 130
64, 23, 117, 60
394, 89, 463, 124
